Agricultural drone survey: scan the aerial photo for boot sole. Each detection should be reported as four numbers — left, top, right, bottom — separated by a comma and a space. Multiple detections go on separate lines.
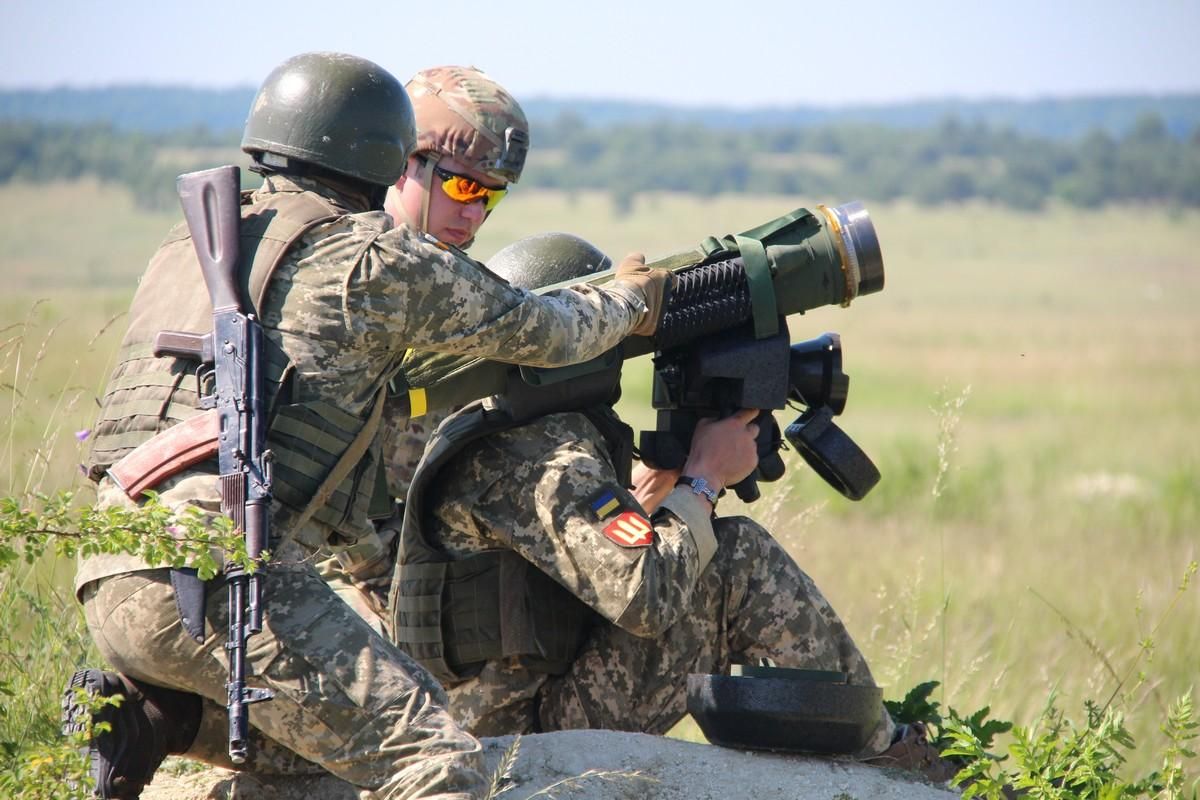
61, 668, 134, 799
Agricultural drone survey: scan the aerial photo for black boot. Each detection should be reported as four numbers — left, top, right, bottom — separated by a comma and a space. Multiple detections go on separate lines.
61, 669, 202, 799
861, 722, 1028, 797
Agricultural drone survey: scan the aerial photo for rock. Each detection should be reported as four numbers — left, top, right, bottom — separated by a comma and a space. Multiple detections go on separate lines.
142, 730, 960, 799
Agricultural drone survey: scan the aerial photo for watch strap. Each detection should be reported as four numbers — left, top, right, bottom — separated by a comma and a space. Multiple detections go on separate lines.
676, 474, 720, 505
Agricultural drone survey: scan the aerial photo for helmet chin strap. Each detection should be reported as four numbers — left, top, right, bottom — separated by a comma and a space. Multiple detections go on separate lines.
417, 155, 437, 233
411, 152, 487, 250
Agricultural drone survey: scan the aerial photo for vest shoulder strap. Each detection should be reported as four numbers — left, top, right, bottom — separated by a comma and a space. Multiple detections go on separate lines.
242, 191, 342, 313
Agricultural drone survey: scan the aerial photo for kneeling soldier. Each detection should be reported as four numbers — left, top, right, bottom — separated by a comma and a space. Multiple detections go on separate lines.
65, 52, 669, 800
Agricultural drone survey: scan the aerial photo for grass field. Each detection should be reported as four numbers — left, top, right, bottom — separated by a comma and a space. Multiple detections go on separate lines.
2, 179, 1197, 779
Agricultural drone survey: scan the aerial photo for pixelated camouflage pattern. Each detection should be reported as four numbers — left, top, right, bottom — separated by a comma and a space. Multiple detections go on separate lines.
78, 172, 647, 588
424, 412, 709, 634
314, 504, 403, 639
319, 402, 449, 624
368, 65, 529, 518
382, 404, 452, 499
73, 170, 654, 799
327, 229, 618, 588
78, 476, 484, 799
407, 66, 529, 182
374, 230, 611, 515
318, 399, 450, 624
317, 547, 390, 638
419, 412, 895, 756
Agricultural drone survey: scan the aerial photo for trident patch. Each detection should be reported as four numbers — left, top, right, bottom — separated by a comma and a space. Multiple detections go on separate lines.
602, 511, 654, 548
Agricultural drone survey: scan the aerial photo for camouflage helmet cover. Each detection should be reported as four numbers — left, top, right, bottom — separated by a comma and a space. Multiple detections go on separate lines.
241, 51, 416, 187
407, 65, 530, 184
486, 232, 612, 291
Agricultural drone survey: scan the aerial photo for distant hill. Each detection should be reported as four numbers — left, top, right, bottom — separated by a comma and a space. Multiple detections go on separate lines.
524, 94, 1200, 140
0, 87, 254, 134
1, 86, 1198, 139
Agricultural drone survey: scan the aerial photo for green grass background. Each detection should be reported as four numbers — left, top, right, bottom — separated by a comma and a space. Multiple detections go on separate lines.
2, 179, 1197, 776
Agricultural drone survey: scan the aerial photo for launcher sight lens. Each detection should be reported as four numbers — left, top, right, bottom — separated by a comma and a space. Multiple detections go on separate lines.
789, 333, 848, 415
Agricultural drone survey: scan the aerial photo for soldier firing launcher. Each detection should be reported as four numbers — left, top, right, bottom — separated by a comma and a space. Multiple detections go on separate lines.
399, 201, 886, 501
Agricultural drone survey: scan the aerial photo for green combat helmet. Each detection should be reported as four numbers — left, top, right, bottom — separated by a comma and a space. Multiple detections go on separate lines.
485, 232, 624, 414
407, 65, 529, 185
241, 51, 416, 187
487, 231, 612, 290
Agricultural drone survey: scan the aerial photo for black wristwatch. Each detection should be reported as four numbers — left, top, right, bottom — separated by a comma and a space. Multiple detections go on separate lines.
676, 475, 720, 505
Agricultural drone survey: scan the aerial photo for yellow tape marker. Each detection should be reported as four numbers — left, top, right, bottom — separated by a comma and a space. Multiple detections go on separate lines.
408, 387, 428, 418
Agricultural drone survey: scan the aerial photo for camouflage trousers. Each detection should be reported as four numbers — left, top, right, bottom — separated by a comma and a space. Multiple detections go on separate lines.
445, 516, 895, 756
80, 556, 487, 800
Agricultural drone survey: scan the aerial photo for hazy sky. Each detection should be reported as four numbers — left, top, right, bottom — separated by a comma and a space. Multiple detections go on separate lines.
3, 0, 1198, 107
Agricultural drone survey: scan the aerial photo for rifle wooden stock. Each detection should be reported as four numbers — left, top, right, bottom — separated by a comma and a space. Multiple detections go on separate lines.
107, 410, 219, 498
177, 166, 243, 312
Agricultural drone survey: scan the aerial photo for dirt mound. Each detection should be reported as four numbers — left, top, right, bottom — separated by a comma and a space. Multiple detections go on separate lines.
143, 730, 959, 799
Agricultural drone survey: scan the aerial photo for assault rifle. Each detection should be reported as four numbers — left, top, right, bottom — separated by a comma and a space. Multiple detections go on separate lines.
157, 165, 274, 763
399, 201, 885, 501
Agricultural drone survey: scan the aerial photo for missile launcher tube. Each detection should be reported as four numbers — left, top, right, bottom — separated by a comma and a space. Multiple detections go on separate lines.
398, 202, 883, 416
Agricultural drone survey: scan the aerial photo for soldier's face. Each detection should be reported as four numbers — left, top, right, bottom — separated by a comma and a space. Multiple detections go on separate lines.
385, 154, 506, 248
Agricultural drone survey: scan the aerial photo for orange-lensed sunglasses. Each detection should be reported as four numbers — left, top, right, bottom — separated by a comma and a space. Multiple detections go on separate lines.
432, 164, 508, 211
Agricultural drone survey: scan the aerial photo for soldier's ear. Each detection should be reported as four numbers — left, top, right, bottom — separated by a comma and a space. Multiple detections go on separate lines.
395, 154, 425, 191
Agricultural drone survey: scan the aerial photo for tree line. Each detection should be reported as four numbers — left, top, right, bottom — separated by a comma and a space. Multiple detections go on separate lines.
2, 113, 1198, 211
0, 121, 234, 208
4, 87, 1198, 139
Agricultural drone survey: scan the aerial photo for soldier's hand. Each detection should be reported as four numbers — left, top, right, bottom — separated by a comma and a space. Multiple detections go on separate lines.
615, 252, 672, 337
356, 575, 393, 620
631, 462, 682, 513
682, 409, 761, 494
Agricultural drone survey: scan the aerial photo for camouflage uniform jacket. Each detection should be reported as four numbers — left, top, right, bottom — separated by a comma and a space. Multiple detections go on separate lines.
76, 175, 647, 593
422, 410, 718, 643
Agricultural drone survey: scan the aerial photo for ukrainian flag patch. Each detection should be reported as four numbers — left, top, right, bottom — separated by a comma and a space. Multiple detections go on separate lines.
590, 489, 622, 520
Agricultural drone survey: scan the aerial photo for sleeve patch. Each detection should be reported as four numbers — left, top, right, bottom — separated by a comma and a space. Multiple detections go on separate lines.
602, 511, 654, 548
589, 489, 622, 520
